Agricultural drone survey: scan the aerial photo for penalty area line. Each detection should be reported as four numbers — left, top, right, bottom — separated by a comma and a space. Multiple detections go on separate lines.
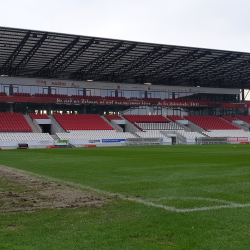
5, 167, 249, 214
64, 180, 250, 213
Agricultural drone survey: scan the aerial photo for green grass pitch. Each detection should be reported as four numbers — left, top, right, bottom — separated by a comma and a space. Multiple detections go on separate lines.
1, 144, 250, 249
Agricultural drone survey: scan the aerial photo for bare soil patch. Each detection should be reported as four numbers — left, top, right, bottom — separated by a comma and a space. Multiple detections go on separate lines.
0, 165, 106, 213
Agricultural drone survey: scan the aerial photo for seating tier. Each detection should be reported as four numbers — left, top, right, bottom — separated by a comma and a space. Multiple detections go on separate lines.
222, 116, 239, 123
13, 93, 31, 97
105, 96, 127, 100
135, 122, 182, 130
203, 130, 250, 137
0, 133, 53, 141
35, 94, 68, 98
71, 95, 102, 100
104, 115, 123, 122
167, 115, 185, 122
29, 113, 50, 120
57, 130, 135, 140
136, 130, 167, 138
237, 115, 250, 124
53, 114, 114, 131
0, 112, 32, 132
123, 115, 170, 123
177, 131, 205, 139
184, 115, 240, 130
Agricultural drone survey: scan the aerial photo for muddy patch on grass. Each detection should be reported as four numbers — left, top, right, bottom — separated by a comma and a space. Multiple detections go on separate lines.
0, 165, 106, 213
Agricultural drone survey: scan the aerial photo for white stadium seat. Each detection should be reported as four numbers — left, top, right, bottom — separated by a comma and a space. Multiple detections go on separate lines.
56, 130, 136, 140
203, 130, 250, 137
0, 133, 53, 141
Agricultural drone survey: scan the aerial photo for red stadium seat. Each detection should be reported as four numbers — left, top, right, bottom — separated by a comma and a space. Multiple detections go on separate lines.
53, 114, 114, 131
0, 112, 32, 132
184, 116, 240, 130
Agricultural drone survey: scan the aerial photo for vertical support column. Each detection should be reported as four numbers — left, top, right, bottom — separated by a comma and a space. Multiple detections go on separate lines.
48, 104, 51, 115
242, 88, 245, 101
9, 85, 13, 96
10, 103, 13, 112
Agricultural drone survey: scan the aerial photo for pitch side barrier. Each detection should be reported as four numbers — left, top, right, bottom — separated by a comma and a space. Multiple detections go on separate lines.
125, 138, 170, 146
197, 137, 228, 145
198, 137, 250, 145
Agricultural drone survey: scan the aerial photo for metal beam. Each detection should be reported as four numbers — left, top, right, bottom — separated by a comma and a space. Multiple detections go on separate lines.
35, 36, 80, 77
179, 52, 242, 80
112, 45, 166, 82
51, 38, 95, 78
14, 32, 48, 75
82, 41, 125, 78
89, 43, 137, 79
157, 50, 211, 81
75, 41, 126, 80
145, 49, 200, 83
0, 30, 31, 75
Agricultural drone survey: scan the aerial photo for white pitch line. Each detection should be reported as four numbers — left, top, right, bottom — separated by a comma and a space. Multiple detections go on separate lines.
66, 181, 250, 213
127, 198, 250, 213
2, 166, 250, 213
155, 196, 238, 205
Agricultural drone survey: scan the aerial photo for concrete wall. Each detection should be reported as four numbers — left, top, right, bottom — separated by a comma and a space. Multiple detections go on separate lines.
110, 120, 124, 132
124, 121, 141, 133
33, 119, 43, 133
176, 121, 191, 131
187, 121, 204, 133
49, 115, 65, 134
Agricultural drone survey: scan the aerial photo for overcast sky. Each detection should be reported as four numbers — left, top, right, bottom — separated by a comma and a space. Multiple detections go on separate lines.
1, 0, 250, 53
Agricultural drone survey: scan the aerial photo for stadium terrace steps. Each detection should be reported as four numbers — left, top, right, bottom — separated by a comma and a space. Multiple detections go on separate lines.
24, 115, 41, 133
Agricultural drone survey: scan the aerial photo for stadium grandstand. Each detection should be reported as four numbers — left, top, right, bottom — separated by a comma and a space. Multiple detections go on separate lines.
1, 26, 250, 148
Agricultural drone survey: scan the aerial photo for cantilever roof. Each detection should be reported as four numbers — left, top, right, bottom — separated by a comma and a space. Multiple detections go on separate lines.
0, 26, 250, 88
